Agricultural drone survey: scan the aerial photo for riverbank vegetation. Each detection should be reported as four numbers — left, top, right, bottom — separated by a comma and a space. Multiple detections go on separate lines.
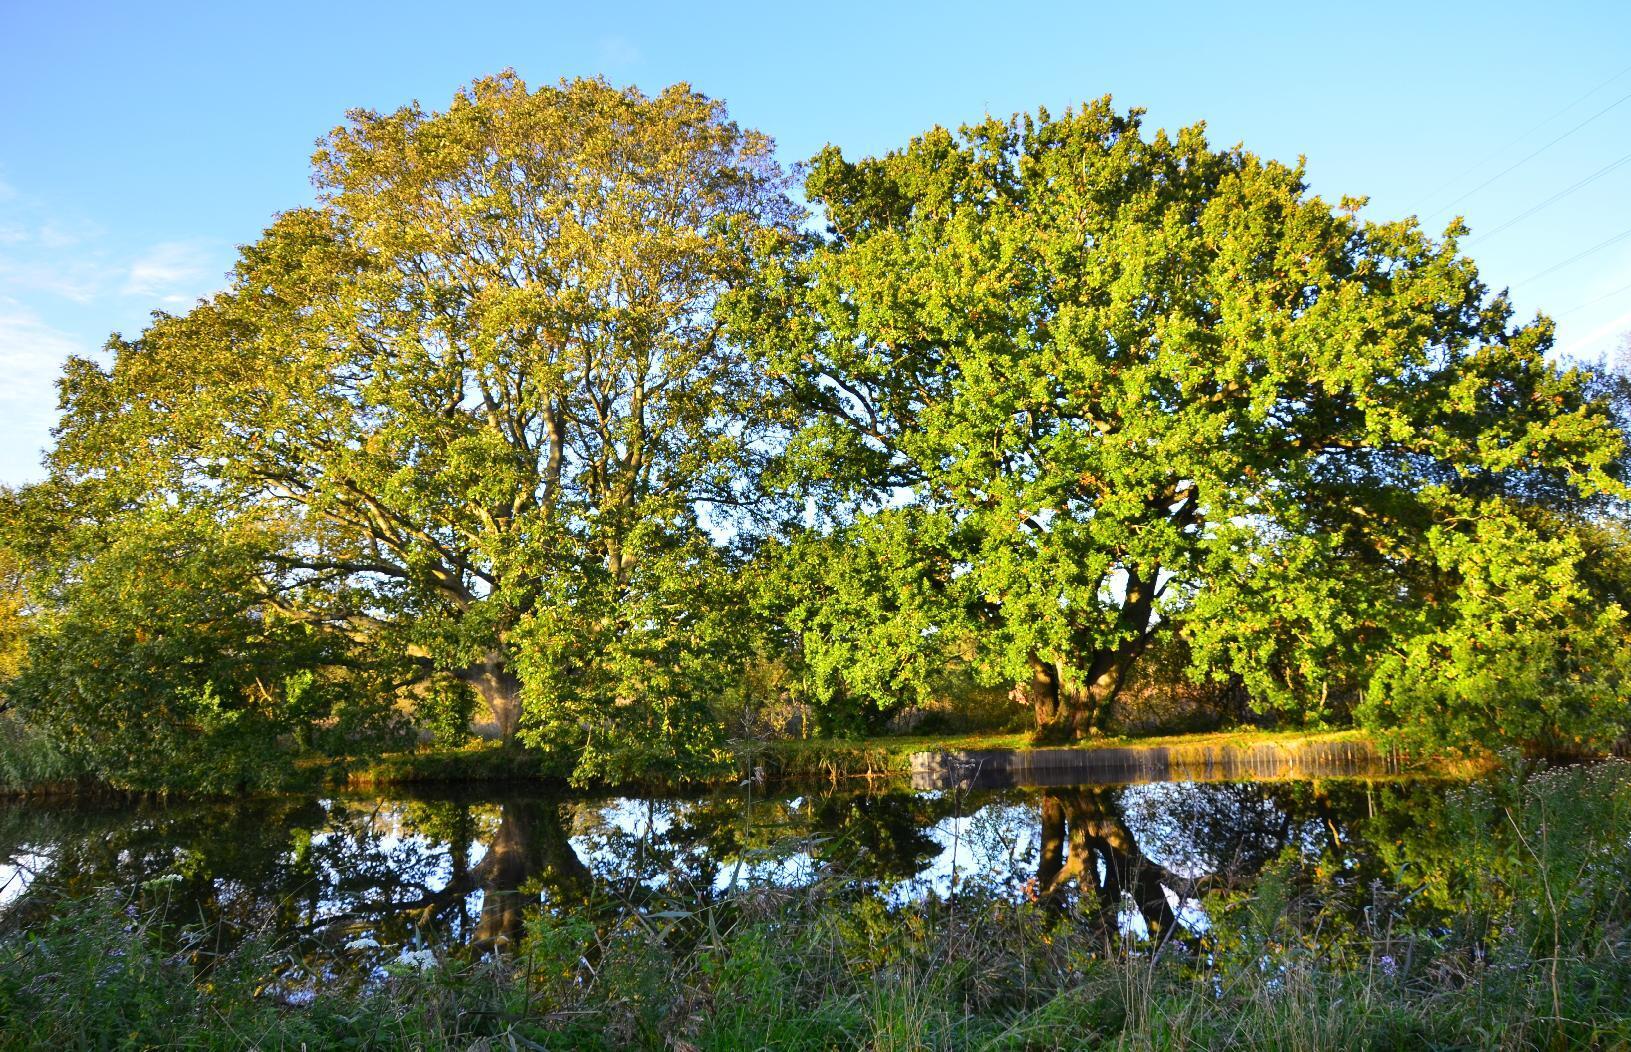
1, 72, 1629, 795
3, 760, 1628, 1049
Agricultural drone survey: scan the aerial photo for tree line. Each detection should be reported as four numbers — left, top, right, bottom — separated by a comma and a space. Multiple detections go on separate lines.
2, 72, 1628, 789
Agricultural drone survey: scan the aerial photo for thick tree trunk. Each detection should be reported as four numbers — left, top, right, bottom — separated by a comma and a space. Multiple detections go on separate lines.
1029, 656, 1070, 745
1066, 789, 1179, 941
1033, 789, 1182, 939
456, 651, 522, 742
1036, 793, 1069, 894
1028, 647, 1141, 745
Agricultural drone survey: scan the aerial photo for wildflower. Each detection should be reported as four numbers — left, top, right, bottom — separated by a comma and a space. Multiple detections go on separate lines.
343, 936, 381, 951
1379, 954, 1397, 976
396, 948, 437, 971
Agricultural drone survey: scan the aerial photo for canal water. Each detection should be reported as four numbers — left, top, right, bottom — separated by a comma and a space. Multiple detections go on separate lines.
0, 771, 1468, 969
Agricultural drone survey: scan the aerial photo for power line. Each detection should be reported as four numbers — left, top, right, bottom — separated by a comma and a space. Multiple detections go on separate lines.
1415, 61, 1631, 215
1520, 224, 1631, 285
1470, 147, 1631, 243
1557, 278, 1631, 317
1425, 86, 1631, 223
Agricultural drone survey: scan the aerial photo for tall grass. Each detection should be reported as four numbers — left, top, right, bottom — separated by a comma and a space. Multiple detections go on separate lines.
2, 762, 1629, 1049
0, 889, 530, 1051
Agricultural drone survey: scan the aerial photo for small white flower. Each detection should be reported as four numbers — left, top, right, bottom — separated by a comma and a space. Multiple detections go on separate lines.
396, 948, 437, 971
343, 937, 381, 951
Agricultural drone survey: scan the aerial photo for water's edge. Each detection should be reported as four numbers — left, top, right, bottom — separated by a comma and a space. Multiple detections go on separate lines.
911, 739, 1409, 788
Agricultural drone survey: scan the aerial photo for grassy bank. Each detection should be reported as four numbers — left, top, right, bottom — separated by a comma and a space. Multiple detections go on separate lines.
2, 723, 1476, 800
335, 740, 561, 789
749, 726, 1389, 782
2, 761, 1628, 1050
338, 727, 1396, 791
0, 723, 1386, 799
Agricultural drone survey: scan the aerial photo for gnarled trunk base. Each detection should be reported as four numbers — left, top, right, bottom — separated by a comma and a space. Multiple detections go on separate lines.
456, 652, 522, 742
1027, 651, 1134, 745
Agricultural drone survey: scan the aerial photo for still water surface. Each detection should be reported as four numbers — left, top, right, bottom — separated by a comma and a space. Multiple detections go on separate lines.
0, 774, 1459, 966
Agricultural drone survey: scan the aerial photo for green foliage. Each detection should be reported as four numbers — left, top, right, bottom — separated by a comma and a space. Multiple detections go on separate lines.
24, 73, 801, 781
0, 542, 25, 686
1360, 504, 1631, 753
412, 677, 479, 748
752, 509, 989, 736
4, 508, 305, 790
0, 492, 411, 791
512, 525, 744, 784
738, 98, 1631, 747
0, 713, 82, 791
282, 665, 415, 755
10, 77, 1631, 778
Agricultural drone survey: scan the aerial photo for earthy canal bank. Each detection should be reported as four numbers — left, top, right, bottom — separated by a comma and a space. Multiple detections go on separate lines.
340, 728, 1461, 794
2, 727, 1488, 801
909, 734, 1412, 788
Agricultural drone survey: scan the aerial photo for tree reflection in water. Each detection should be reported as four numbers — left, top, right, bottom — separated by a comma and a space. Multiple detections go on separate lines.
0, 777, 1458, 966
1027, 783, 1336, 947
1037, 788, 1184, 941
306, 800, 592, 953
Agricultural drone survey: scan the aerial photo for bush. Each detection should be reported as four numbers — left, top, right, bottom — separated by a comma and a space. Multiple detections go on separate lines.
0, 713, 83, 792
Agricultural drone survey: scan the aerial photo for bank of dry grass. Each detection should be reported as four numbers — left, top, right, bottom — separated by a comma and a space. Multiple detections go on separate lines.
738, 726, 1398, 782
341, 726, 1453, 792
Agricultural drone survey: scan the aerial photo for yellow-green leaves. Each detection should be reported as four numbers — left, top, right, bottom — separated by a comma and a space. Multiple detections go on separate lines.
40, 74, 801, 775
751, 99, 1631, 747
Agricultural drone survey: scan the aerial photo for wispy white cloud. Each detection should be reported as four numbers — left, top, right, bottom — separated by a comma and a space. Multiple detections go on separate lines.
122, 240, 214, 302
0, 180, 224, 482
1552, 253, 1631, 365
0, 254, 109, 303
36, 219, 99, 250
0, 182, 218, 310
0, 299, 86, 483
1570, 306, 1631, 358
0, 203, 115, 302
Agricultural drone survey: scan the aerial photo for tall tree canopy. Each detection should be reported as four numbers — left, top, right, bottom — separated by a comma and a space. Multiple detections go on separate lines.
10, 84, 1628, 777
736, 101, 1630, 746
32, 74, 800, 780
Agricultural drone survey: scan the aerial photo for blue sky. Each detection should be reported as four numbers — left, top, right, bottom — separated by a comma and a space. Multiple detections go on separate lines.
3, 0, 1630, 484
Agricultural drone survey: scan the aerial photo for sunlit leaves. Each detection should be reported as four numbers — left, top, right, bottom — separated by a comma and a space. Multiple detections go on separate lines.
34, 74, 801, 776
746, 99, 1631, 747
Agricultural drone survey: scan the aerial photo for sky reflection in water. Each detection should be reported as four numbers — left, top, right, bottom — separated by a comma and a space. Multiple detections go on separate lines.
0, 775, 1439, 958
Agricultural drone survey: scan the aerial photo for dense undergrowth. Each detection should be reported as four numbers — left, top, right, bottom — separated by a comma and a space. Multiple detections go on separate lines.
2, 762, 1629, 1049
0, 713, 84, 793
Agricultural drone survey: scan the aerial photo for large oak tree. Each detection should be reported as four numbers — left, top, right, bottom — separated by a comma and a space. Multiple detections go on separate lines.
41, 74, 799, 773
738, 102, 1629, 745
